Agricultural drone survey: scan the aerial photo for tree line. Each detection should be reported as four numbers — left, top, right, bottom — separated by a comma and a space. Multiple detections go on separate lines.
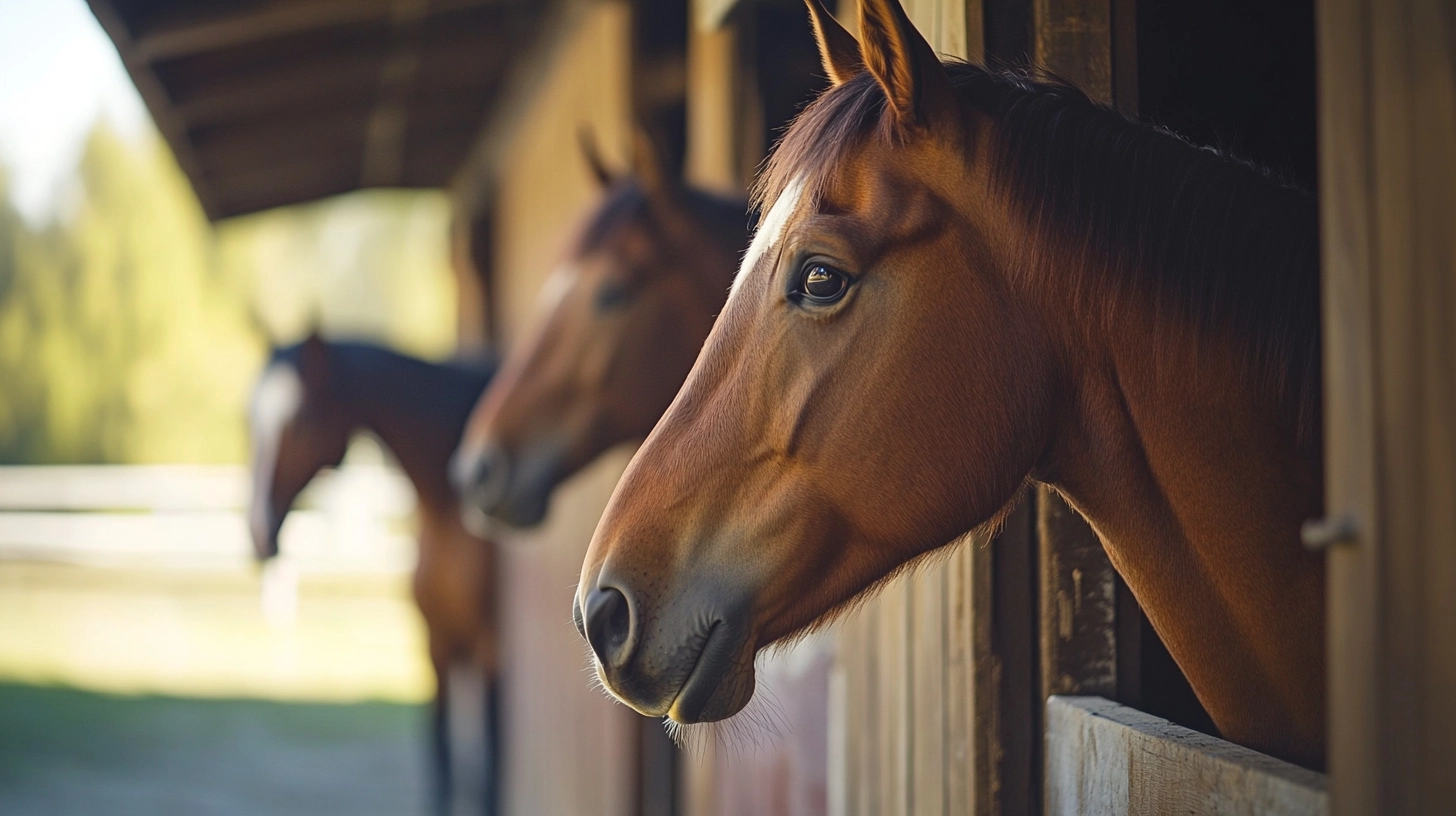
0, 121, 458, 464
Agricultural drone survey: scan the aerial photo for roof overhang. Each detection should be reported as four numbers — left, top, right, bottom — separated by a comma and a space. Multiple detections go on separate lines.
87, 0, 555, 219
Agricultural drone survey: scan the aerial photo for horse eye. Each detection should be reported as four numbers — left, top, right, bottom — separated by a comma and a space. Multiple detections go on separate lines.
596, 281, 634, 312
798, 263, 849, 304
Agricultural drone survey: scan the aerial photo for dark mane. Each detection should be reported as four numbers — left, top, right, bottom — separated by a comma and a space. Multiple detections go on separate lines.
578, 182, 750, 260
758, 63, 1320, 445
270, 340, 494, 421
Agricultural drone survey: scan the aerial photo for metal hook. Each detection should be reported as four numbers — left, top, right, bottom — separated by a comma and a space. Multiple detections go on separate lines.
1301, 514, 1359, 551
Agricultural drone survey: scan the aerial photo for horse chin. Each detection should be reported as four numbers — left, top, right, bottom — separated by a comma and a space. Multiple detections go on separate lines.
459, 502, 496, 539
667, 662, 756, 724
665, 625, 757, 724
486, 489, 551, 529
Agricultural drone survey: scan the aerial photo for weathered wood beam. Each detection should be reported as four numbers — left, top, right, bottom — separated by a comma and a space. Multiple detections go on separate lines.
85, 0, 222, 219
1318, 0, 1456, 811
190, 112, 370, 163
171, 55, 384, 127
131, 0, 511, 64
1045, 696, 1328, 816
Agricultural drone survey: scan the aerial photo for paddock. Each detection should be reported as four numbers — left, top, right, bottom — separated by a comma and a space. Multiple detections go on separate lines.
0, 464, 430, 814
86, 0, 1455, 814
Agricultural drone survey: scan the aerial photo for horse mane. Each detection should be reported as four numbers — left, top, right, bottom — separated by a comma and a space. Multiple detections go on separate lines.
576, 181, 751, 263
757, 63, 1321, 446
270, 340, 494, 422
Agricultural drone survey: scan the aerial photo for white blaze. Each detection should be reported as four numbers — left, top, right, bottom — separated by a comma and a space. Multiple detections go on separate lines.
731, 176, 806, 298
248, 362, 304, 536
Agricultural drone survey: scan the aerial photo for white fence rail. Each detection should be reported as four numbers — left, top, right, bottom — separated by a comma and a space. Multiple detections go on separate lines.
0, 464, 416, 574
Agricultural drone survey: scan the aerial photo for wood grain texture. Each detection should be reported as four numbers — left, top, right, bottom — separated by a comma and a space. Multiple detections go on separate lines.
912, 565, 948, 816
1045, 696, 1328, 816
1318, 0, 1456, 812
1031, 0, 1112, 101
1037, 489, 1118, 702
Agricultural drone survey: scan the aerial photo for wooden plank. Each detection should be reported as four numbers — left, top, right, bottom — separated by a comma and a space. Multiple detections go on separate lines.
861, 598, 883, 815
1044, 696, 1328, 816
1023, 9, 1134, 816
694, 0, 742, 32
1314, 0, 1380, 810
968, 532, 997, 816
990, 495, 1040, 816
902, 0, 972, 61
1031, 0, 1112, 101
1318, 0, 1456, 812
912, 564, 947, 816
1037, 488, 1117, 700
684, 18, 743, 195
1108, 0, 1136, 115
944, 543, 974, 815
129, 0, 503, 64
85, 0, 221, 218
876, 577, 912, 816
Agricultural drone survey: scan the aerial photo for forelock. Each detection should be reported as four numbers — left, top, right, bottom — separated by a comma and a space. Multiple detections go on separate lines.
753, 71, 891, 215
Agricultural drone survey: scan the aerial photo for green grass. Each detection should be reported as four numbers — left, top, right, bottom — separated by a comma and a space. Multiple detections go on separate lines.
0, 560, 436, 813
0, 683, 429, 815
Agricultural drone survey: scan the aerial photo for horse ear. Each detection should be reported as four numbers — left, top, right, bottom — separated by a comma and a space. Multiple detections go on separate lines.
805, 0, 863, 85
856, 0, 958, 132
579, 127, 618, 188
631, 124, 681, 211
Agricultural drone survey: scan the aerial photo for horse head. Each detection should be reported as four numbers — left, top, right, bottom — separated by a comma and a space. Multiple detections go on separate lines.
451, 129, 747, 530
248, 333, 351, 561
575, 0, 1057, 724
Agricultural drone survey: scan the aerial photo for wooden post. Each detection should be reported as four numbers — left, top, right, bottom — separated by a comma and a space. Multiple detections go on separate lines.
1317, 0, 1456, 812
1023, 4, 1130, 814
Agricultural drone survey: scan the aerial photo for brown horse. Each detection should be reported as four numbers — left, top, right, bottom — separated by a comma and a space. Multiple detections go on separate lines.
451, 134, 748, 530
248, 336, 501, 813
577, 0, 1326, 770
454, 137, 835, 810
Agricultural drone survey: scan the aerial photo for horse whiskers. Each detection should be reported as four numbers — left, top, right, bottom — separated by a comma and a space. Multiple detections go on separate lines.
661, 657, 791, 758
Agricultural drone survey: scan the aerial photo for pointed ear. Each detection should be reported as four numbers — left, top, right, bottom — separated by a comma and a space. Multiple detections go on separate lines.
298, 331, 329, 389
856, 0, 958, 132
579, 127, 617, 188
631, 124, 681, 211
805, 0, 863, 85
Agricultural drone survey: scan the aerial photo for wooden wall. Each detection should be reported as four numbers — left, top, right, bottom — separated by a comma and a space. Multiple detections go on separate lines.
486, 4, 643, 814
1317, 0, 1456, 812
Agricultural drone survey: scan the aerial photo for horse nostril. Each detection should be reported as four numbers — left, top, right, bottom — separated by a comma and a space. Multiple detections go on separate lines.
451, 444, 511, 513
584, 586, 634, 668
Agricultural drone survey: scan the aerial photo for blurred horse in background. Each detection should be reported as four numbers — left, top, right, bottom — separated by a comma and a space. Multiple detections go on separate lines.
451, 134, 832, 813
450, 132, 746, 531
248, 336, 500, 815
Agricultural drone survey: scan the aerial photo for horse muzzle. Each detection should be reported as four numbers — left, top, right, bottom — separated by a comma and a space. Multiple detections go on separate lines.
452, 441, 560, 530
574, 571, 758, 723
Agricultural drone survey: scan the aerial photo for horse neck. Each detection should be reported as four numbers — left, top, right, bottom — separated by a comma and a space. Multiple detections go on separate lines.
1020, 169, 1327, 767
334, 349, 483, 516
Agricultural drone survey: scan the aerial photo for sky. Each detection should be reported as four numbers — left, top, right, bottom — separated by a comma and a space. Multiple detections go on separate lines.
0, 0, 150, 223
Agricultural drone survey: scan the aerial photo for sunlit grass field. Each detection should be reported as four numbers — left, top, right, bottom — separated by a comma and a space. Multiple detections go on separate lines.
0, 560, 434, 815
0, 465, 437, 814
0, 562, 431, 701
